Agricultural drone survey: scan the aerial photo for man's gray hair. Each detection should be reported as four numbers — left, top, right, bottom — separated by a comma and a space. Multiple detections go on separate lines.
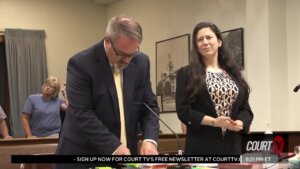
106, 15, 143, 43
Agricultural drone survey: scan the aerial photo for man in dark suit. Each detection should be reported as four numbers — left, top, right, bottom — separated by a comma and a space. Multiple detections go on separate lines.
56, 15, 159, 168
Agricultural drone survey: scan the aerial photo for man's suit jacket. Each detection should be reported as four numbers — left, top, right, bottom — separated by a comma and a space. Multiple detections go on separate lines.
56, 40, 159, 156
176, 66, 253, 155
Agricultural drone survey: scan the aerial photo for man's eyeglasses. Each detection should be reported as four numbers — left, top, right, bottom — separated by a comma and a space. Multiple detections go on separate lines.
110, 38, 140, 59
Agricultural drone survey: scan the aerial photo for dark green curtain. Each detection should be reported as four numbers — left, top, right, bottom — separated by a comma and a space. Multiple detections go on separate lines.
0, 42, 5, 106
5, 29, 48, 137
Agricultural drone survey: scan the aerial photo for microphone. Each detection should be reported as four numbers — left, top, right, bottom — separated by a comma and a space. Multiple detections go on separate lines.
135, 102, 183, 155
294, 84, 300, 92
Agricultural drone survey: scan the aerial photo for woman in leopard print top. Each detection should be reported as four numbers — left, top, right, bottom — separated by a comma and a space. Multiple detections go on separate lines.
176, 22, 253, 155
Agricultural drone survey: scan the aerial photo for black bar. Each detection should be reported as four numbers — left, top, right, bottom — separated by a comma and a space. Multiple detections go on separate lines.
11, 155, 241, 163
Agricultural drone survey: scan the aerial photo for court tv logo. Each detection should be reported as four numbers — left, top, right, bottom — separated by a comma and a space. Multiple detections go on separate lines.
241, 134, 287, 163
245, 135, 285, 155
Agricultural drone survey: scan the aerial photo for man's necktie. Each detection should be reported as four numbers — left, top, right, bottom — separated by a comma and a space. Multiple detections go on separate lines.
113, 65, 127, 146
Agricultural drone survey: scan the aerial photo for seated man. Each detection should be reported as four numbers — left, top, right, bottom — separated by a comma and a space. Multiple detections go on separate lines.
288, 146, 300, 169
0, 105, 12, 139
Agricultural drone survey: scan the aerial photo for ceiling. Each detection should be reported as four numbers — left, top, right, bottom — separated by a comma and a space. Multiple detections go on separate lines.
59, 0, 120, 5
93, 0, 120, 5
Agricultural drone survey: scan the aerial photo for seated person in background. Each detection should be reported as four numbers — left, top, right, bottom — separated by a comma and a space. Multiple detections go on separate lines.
60, 82, 68, 124
21, 76, 65, 138
289, 145, 300, 168
0, 105, 13, 139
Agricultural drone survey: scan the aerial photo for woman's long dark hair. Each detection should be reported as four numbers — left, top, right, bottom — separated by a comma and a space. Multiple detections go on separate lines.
187, 22, 250, 101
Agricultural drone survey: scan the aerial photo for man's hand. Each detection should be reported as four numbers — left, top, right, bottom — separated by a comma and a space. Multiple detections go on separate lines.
140, 141, 158, 155
114, 144, 131, 155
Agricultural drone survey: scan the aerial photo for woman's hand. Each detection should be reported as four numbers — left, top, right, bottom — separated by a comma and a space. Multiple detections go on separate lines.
214, 116, 243, 132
